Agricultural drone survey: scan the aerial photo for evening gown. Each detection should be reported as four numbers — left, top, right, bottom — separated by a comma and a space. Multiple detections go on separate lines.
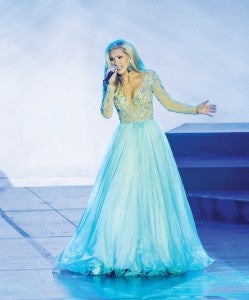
54, 70, 213, 276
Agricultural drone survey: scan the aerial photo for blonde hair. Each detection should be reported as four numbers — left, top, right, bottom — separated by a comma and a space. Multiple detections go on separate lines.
103, 39, 145, 90
105, 39, 145, 73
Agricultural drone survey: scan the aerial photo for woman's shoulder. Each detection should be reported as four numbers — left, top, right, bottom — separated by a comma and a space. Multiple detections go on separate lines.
144, 69, 158, 76
143, 69, 159, 81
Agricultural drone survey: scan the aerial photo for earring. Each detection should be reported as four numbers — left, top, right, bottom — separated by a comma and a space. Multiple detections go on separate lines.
128, 60, 132, 72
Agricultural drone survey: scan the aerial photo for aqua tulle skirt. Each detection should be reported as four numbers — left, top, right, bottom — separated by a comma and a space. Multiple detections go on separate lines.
54, 119, 213, 276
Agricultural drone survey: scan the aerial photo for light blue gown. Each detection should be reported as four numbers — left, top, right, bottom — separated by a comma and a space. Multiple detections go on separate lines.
54, 70, 213, 276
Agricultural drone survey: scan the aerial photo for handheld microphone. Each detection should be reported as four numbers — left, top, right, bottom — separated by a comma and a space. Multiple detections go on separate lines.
103, 66, 118, 83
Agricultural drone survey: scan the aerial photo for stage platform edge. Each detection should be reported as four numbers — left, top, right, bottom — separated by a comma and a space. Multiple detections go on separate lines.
166, 123, 249, 224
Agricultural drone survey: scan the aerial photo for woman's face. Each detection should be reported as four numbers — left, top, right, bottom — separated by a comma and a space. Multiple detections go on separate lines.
109, 48, 130, 75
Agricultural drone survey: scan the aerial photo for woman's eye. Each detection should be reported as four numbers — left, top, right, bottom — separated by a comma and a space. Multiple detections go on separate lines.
118, 56, 123, 59
110, 58, 114, 61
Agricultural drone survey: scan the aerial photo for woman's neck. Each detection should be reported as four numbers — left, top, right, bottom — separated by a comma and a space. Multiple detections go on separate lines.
121, 70, 136, 83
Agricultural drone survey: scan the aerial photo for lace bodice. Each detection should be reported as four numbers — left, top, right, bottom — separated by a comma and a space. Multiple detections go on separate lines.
101, 70, 197, 124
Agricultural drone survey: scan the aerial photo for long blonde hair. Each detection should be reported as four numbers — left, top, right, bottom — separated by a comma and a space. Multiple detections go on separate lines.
103, 39, 145, 91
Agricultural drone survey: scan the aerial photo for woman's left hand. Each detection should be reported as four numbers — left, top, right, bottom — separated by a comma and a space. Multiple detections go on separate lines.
196, 100, 217, 117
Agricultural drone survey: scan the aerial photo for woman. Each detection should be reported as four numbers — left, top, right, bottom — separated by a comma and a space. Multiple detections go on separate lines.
54, 39, 216, 276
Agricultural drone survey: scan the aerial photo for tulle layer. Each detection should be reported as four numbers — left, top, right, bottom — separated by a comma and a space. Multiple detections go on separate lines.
54, 119, 213, 276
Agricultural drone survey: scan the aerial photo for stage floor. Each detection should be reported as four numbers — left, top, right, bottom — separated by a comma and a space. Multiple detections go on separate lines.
0, 186, 249, 299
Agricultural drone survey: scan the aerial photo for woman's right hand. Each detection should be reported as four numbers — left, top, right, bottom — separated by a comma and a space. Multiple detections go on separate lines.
107, 66, 117, 89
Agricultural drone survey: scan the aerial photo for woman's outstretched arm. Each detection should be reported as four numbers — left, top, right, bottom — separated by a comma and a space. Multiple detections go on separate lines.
151, 70, 216, 116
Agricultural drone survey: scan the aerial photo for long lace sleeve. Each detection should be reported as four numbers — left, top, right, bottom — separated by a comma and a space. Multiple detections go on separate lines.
151, 70, 197, 115
100, 84, 115, 118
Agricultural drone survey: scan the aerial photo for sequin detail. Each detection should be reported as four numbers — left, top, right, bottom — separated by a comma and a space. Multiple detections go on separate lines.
101, 70, 197, 123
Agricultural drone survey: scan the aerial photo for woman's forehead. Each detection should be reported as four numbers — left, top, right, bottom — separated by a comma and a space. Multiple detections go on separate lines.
109, 48, 127, 57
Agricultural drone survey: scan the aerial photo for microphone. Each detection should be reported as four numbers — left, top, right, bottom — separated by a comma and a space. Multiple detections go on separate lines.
103, 66, 118, 83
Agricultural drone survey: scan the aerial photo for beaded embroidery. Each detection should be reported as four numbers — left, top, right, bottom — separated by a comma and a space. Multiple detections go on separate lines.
101, 70, 196, 123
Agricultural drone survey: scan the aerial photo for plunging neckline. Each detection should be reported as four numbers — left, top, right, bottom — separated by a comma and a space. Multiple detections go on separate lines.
122, 71, 146, 102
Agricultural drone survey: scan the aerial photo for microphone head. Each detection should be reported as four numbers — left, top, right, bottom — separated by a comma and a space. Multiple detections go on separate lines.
109, 66, 118, 72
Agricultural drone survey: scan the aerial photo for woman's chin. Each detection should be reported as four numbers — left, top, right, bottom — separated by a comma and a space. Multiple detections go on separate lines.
117, 69, 127, 75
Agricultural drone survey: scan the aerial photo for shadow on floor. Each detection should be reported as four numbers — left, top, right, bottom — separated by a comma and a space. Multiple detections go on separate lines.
53, 269, 207, 299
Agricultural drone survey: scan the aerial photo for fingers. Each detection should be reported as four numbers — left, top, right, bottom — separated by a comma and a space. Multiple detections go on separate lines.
207, 106, 217, 116
203, 101, 217, 112
108, 69, 117, 85
197, 100, 217, 116
209, 104, 217, 113
109, 66, 118, 73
